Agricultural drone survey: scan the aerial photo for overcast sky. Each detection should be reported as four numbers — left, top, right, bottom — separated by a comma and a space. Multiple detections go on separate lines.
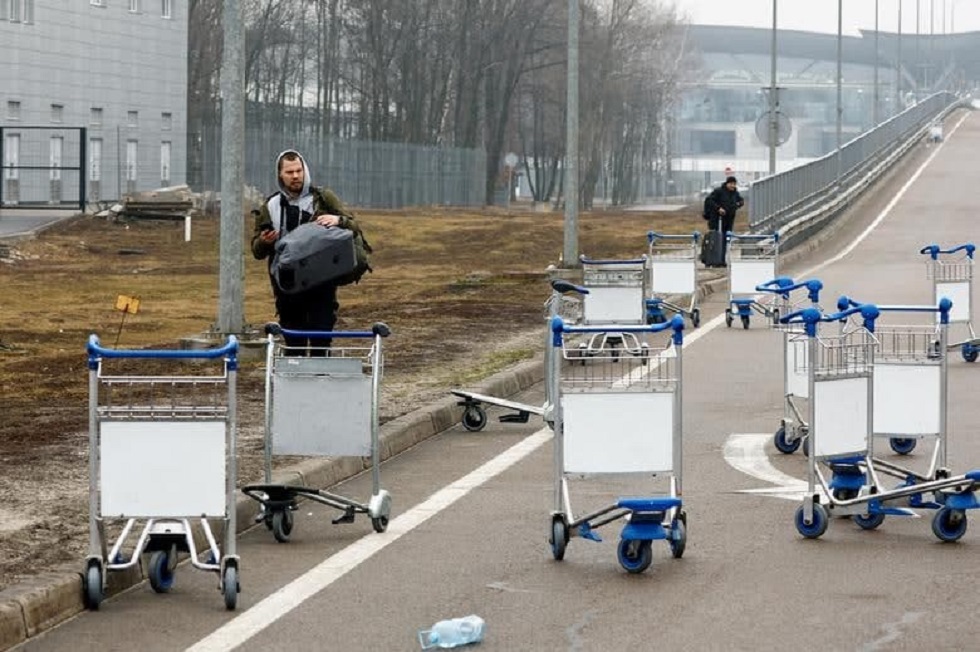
673, 0, 980, 36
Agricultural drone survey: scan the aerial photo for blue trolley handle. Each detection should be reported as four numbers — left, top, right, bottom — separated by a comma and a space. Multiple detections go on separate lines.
87, 334, 239, 369
550, 279, 589, 295
551, 314, 684, 347
780, 304, 879, 336
755, 277, 823, 303
266, 322, 392, 340
919, 243, 975, 259
647, 230, 700, 244
837, 295, 953, 325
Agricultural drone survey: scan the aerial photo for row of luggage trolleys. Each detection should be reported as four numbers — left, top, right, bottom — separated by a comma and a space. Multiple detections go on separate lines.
755, 245, 980, 541
82, 323, 392, 610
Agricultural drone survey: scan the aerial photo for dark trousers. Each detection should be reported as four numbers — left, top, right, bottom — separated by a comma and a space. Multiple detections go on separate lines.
707, 214, 735, 261
274, 284, 338, 356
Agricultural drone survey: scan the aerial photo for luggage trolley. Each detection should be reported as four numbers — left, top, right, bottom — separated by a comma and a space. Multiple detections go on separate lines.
781, 304, 980, 541
242, 324, 392, 542
451, 279, 589, 431
725, 233, 780, 329
644, 231, 701, 328
547, 315, 687, 574
755, 276, 824, 455
920, 243, 978, 362
578, 255, 649, 359
83, 335, 241, 610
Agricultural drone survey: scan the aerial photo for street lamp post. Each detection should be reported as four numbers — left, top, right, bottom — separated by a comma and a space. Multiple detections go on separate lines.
768, 0, 778, 174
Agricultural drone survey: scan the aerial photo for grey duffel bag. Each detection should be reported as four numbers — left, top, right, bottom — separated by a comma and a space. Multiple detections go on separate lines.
271, 223, 357, 294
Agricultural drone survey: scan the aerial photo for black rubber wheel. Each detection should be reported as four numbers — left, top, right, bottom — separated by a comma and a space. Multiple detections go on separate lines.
84, 563, 103, 610
272, 509, 294, 543
690, 308, 701, 328
774, 426, 801, 454
223, 564, 239, 610
550, 517, 568, 561
148, 550, 175, 593
741, 314, 750, 330
889, 437, 917, 455
371, 515, 388, 533
461, 406, 488, 432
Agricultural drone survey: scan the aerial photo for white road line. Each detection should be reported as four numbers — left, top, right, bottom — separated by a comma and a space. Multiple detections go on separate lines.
188, 113, 968, 651
186, 430, 552, 652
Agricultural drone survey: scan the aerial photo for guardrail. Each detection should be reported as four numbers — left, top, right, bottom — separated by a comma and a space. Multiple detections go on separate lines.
749, 92, 964, 244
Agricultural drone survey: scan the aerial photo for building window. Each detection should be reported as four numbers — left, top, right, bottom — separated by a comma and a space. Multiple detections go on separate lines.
3, 134, 19, 181
161, 0, 170, 19
160, 141, 171, 185
0, 1, 7, 20
127, 111, 139, 128
129, 0, 139, 12
90, 107, 103, 127
51, 104, 64, 123
22, 0, 34, 23
89, 138, 103, 181
50, 137, 63, 181
9, 0, 21, 22
90, 0, 105, 6
6, 100, 21, 120
161, 112, 172, 131
126, 140, 138, 181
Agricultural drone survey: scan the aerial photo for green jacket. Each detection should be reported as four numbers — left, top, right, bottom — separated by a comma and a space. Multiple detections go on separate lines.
251, 187, 358, 261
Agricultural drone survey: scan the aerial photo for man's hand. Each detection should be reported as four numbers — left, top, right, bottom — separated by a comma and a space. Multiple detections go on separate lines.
259, 229, 279, 244
314, 214, 341, 227
718, 207, 726, 216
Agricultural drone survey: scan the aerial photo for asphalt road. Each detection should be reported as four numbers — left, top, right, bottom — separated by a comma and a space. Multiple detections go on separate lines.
16, 113, 980, 652
0, 208, 79, 239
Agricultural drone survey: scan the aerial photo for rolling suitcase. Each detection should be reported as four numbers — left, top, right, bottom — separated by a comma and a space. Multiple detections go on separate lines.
271, 222, 357, 294
700, 227, 725, 267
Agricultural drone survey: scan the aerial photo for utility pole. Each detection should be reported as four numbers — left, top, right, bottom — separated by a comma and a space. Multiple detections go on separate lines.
563, 0, 579, 267
217, 0, 245, 334
768, 0, 778, 174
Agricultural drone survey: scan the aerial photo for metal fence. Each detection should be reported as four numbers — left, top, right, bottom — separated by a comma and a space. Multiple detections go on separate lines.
190, 124, 487, 209
749, 92, 960, 233
1, 126, 86, 211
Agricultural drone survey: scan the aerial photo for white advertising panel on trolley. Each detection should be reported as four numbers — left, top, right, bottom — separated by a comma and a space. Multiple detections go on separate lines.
731, 260, 776, 295
813, 377, 868, 458
649, 260, 695, 294
100, 421, 227, 517
583, 286, 645, 324
935, 281, 971, 323
785, 335, 809, 398
873, 364, 941, 435
561, 391, 673, 474
273, 373, 372, 456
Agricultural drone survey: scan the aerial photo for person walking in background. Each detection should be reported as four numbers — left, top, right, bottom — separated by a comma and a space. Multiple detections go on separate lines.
703, 176, 745, 267
251, 149, 362, 354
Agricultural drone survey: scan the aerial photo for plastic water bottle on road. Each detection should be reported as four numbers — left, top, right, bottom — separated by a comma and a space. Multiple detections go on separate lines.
417, 614, 485, 649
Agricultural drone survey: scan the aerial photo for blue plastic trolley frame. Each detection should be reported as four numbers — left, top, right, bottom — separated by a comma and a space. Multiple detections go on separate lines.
452, 279, 588, 431
725, 232, 780, 329
644, 231, 701, 328
83, 336, 240, 610
755, 276, 823, 455
547, 316, 686, 574
920, 244, 977, 362
241, 323, 392, 542
782, 304, 980, 542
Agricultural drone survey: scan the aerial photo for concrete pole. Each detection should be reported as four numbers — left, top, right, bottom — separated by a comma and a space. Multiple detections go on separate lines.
217, 0, 245, 334
768, 0, 778, 174
563, 0, 579, 267
874, 0, 880, 125
836, 0, 843, 187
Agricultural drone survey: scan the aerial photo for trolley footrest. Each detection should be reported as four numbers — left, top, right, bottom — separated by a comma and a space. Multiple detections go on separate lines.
617, 497, 681, 513
242, 484, 305, 510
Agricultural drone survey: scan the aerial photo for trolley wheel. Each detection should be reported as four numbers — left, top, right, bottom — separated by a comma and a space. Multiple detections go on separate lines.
794, 503, 829, 539
832, 488, 858, 501
962, 343, 978, 363
371, 515, 389, 533
690, 308, 701, 328
669, 517, 686, 559
461, 405, 488, 432
148, 550, 175, 593
853, 511, 886, 530
932, 507, 968, 542
771, 308, 781, 326
617, 539, 653, 574
550, 516, 568, 561
774, 426, 801, 454
84, 562, 103, 610
801, 435, 810, 458
741, 314, 750, 330
725, 309, 733, 328
272, 509, 294, 543
889, 437, 917, 455
222, 564, 239, 611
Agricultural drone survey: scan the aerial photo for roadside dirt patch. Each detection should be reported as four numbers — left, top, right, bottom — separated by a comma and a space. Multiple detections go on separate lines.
0, 204, 705, 590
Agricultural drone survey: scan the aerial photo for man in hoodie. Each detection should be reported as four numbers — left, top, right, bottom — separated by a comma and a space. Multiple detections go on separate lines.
251, 149, 361, 353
